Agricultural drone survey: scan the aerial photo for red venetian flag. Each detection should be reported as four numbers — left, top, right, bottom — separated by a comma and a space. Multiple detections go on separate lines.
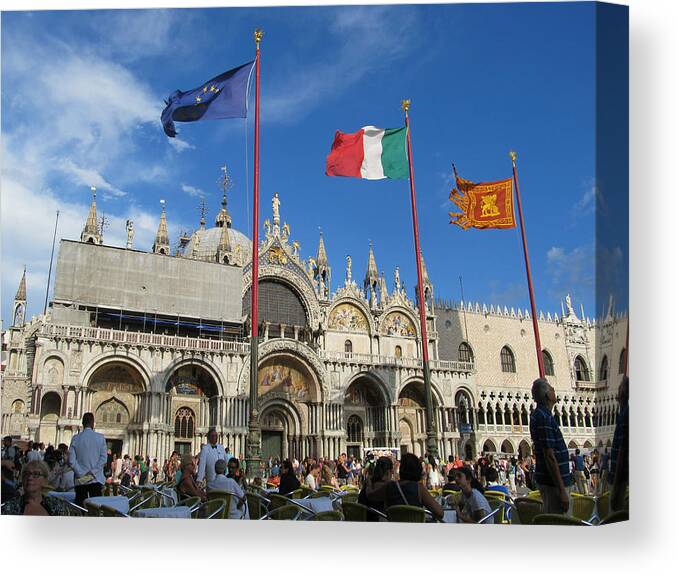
449, 173, 516, 229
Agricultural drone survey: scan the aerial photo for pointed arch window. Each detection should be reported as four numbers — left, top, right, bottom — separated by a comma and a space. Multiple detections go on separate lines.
175, 407, 195, 439
458, 342, 473, 363
599, 355, 609, 381
542, 350, 555, 376
618, 349, 626, 374
347, 415, 363, 443
574, 356, 590, 381
344, 339, 353, 354
500, 346, 516, 373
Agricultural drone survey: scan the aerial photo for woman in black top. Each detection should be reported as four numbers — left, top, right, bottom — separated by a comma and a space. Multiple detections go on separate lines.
279, 459, 301, 496
358, 456, 393, 521
368, 453, 444, 521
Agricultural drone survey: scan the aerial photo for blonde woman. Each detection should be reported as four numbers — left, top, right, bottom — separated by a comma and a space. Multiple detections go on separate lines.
3, 460, 71, 516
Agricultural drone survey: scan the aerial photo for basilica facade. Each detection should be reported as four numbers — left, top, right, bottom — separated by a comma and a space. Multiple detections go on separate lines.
1, 186, 627, 467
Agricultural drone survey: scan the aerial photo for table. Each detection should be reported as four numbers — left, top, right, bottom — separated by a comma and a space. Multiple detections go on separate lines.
47, 491, 76, 504
295, 497, 334, 514
85, 495, 130, 515
442, 510, 458, 523
134, 506, 192, 519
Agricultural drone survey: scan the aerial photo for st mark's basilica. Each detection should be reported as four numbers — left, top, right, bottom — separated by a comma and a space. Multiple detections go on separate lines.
1, 177, 627, 468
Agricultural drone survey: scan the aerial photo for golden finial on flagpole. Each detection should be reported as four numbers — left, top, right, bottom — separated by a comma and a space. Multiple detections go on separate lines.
254, 29, 264, 47
509, 150, 517, 164
401, 99, 411, 113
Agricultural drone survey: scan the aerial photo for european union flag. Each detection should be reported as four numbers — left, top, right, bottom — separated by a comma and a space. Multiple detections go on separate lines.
161, 60, 255, 137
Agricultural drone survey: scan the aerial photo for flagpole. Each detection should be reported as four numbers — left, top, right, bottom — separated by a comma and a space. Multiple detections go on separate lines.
246, 28, 264, 481
403, 100, 438, 459
510, 151, 545, 378
43, 210, 60, 315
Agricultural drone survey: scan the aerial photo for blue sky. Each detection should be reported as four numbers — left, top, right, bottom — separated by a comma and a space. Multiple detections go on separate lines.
1, 3, 628, 325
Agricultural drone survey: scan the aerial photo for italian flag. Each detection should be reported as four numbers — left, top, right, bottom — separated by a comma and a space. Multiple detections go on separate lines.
325, 126, 409, 180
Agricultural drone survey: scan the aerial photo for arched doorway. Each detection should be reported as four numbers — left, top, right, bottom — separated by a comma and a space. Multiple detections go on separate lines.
259, 402, 302, 461
258, 353, 320, 459
346, 414, 363, 459
167, 363, 220, 454
345, 376, 389, 455
500, 439, 514, 454
398, 381, 434, 457
88, 361, 145, 456
39, 392, 61, 446
399, 419, 414, 455
518, 439, 532, 458
482, 439, 497, 454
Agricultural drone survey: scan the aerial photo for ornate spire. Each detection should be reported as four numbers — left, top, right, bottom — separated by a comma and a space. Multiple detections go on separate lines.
316, 232, 329, 268
364, 240, 379, 287
416, 253, 434, 310
199, 196, 207, 230
216, 216, 232, 263
15, 266, 26, 302
215, 165, 233, 228
314, 230, 331, 300
153, 200, 170, 255
81, 187, 101, 244
12, 266, 26, 327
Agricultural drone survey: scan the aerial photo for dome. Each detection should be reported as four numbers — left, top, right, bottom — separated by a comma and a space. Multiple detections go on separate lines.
183, 226, 252, 266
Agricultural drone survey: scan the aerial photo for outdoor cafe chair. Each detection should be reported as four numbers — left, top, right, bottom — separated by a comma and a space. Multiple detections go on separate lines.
341, 501, 388, 522
195, 498, 227, 519
526, 490, 543, 502
514, 497, 543, 525
298, 485, 314, 498
177, 496, 202, 516
597, 491, 611, 521
340, 491, 359, 504
245, 491, 271, 520
485, 494, 509, 524
260, 504, 303, 520
85, 501, 103, 517
570, 494, 597, 523
533, 513, 592, 526
386, 504, 428, 523
101, 504, 129, 518
310, 510, 344, 521
268, 492, 292, 510
599, 509, 628, 525
286, 489, 304, 499
307, 490, 332, 499
208, 489, 249, 519
478, 506, 502, 524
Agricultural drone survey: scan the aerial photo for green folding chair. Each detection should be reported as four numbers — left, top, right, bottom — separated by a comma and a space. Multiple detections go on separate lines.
386, 504, 427, 523
514, 497, 543, 525
260, 504, 303, 520
533, 513, 591, 526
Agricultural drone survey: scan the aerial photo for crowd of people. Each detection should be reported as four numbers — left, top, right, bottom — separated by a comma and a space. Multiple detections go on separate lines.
1, 375, 628, 521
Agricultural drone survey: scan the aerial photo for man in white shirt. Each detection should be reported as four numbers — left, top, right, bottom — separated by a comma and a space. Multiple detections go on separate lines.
197, 428, 226, 484
207, 459, 246, 518
26, 443, 43, 463
69, 412, 108, 506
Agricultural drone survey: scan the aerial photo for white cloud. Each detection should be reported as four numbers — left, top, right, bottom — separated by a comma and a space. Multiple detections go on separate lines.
58, 159, 126, 198
181, 183, 203, 197
0, 170, 184, 324
546, 244, 595, 303
264, 6, 421, 123
168, 138, 195, 153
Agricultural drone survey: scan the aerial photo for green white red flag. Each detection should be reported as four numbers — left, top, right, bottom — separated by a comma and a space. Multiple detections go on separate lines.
325, 126, 408, 180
